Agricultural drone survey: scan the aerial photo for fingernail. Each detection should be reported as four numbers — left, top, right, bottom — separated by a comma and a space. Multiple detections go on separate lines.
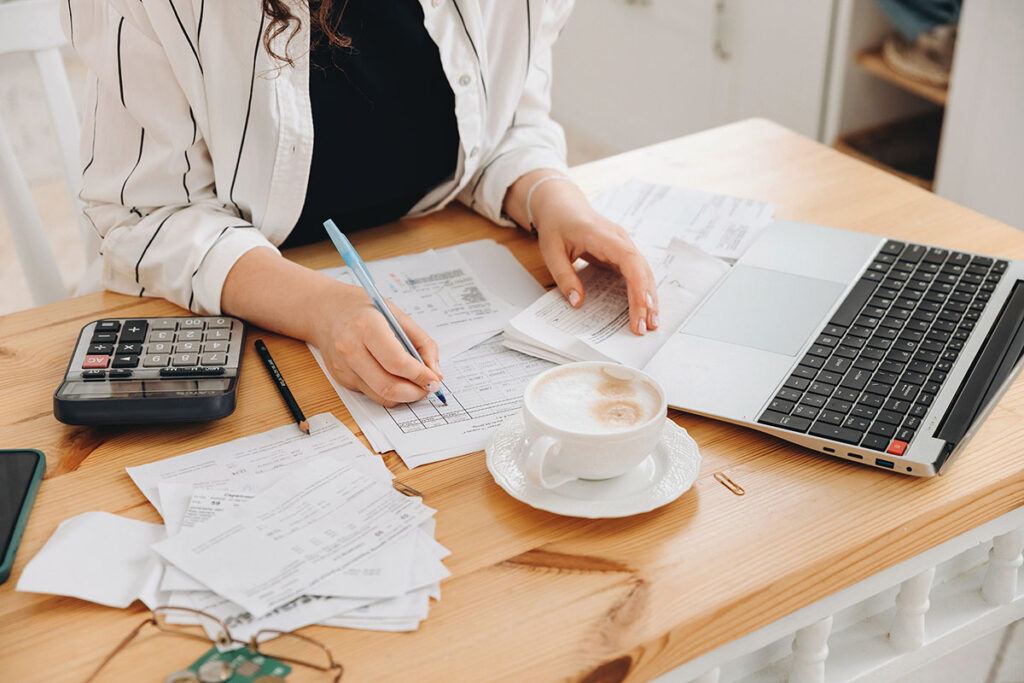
645, 292, 654, 308
638, 319, 647, 335
426, 380, 441, 393
568, 290, 581, 307
651, 313, 660, 328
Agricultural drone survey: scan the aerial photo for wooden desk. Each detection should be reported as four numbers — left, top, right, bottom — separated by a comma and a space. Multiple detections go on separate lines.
2, 119, 1022, 682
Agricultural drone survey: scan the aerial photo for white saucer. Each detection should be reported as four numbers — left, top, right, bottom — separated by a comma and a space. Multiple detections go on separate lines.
485, 413, 701, 518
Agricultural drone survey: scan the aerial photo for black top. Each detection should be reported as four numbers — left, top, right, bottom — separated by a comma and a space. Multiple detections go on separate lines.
285, 0, 460, 248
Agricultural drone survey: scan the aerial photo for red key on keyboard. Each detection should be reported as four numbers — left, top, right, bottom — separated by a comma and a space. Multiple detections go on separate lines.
886, 439, 908, 456
82, 354, 110, 369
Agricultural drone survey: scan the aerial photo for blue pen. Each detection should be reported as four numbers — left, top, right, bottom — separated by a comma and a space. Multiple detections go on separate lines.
322, 219, 448, 405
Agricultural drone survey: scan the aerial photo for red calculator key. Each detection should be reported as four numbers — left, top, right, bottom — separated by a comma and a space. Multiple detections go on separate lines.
886, 439, 908, 456
82, 354, 110, 369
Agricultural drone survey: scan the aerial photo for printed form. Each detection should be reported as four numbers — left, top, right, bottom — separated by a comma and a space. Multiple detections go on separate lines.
315, 337, 554, 468
592, 179, 775, 260
504, 242, 730, 367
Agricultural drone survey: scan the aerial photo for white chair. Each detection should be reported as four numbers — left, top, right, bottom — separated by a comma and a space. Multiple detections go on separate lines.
0, 0, 81, 305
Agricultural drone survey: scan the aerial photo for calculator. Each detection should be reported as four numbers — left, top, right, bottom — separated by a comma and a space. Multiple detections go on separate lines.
53, 316, 246, 426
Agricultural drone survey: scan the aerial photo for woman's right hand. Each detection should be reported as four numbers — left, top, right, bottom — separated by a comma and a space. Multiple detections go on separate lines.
311, 282, 443, 407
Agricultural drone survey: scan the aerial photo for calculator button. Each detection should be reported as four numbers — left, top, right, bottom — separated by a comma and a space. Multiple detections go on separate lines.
82, 355, 110, 369
95, 320, 121, 333
175, 341, 201, 353
87, 343, 113, 355
206, 329, 231, 341
206, 317, 231, 329
112, 354, 140, 368
200, 352, 227, 366
82, 369, 106, 380
116, 342, 142, 355
108, 369, 134, 380
177, 329, 202, 342
150, 319, 178, 330
172, 353, 197, 366
149, 330, 175, 343
143, 354, 169, 368
91, 332, 118, 344
180, 318, 205, 330
147, 342, 173, 354
119, 321, 149, 343
203, 341, 229, 353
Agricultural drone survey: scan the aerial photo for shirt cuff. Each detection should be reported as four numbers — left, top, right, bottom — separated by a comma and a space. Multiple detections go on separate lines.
192, 227, 279, 315
471, 145, 569, 228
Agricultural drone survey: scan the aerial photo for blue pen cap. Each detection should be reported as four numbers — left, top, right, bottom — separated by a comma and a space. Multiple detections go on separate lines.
322, 219, 359, 269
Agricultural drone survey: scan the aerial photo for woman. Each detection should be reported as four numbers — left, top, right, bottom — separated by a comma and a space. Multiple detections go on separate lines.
63, 0, 658, 406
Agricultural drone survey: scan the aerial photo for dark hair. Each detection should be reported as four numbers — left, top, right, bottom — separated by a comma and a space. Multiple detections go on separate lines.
261, 0, 351, 64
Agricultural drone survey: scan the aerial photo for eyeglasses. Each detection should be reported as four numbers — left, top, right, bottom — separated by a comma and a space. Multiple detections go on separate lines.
86, 606, 343, 682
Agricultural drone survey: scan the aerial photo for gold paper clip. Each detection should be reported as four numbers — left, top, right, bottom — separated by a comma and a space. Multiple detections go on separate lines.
714, 472, 745, 496
392, 481, 423, 498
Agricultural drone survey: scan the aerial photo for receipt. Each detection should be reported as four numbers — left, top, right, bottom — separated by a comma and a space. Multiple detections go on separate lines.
153, 458, 435, 617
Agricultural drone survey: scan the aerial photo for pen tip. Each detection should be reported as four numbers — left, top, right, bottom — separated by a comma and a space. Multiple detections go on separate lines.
437, 393, 448, 406
299, 420, 310, 435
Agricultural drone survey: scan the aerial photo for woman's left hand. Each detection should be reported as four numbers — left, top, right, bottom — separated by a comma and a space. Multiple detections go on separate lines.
536, 211, 659, 335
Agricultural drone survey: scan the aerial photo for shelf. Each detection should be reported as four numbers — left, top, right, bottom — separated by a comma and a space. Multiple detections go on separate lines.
856, 49, 948, 107
835, 111, 944, 191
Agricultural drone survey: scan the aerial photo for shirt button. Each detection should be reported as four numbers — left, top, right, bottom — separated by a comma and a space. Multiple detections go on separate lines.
458, 74, 472, 87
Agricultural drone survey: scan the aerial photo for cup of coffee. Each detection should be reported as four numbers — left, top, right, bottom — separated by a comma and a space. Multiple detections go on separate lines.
521, 361, 668, 489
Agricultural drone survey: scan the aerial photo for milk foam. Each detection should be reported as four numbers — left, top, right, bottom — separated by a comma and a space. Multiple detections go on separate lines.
529, 366, 662, 434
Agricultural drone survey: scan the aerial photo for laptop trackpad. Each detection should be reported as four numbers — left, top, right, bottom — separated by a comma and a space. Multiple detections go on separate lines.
682, 266, 846, 356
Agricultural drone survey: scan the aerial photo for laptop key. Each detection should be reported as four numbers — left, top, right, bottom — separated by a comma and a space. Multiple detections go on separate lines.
824, 356, 852, 373
809, 421, 863, 445
817, 370, 843, 385
869, 421, 897, 437
784, 376, 810, 391
875, 409, 904, 425
840, 368, 871, 390
826, 398, 853, 414
758, 411, 812, 433
859, 394, 884, 408
793, 404, 820, 420
834, 346, 859, 360
801, 394, 827, 408
818, 410, 846, 426
768, 398, 796, 414
884, 398, 911, 414
833, 388, 860, 402
896, 428, 915, 442
845, 415, 871, 432
830, 279, 879, 327
808, 381, 835, 396
800, 354, 825, 369
881, 240, 906, 255
861, 434, 890, 451
852, 404, 878, 419
793, 365, 817, 380
776, 387, 802, 402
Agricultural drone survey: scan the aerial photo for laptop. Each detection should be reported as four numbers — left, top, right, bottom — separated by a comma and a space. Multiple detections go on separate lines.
644, 221, 1024, 476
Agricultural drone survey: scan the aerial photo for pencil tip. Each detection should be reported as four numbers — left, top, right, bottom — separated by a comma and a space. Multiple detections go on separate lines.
299, 420, 310, 435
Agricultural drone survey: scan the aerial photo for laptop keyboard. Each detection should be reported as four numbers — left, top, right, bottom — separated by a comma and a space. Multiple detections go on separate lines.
758, 240, 1008, 456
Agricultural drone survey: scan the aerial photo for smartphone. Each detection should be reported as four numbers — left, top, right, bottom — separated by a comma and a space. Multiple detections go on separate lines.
0, 450, 45, 584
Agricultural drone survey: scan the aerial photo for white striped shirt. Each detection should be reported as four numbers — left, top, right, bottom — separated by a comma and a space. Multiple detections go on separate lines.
62, 0, 572, 313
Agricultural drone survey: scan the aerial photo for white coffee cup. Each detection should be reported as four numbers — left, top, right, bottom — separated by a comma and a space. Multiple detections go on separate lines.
521, 361, 668, 489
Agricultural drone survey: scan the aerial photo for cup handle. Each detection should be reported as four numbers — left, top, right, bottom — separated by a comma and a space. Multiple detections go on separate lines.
524, 435, 576, 489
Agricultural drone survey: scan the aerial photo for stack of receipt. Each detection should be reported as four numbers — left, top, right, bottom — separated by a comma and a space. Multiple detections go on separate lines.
18, 414, 450, 640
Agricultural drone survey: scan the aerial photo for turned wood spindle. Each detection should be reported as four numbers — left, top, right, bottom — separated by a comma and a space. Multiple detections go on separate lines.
890, 567, 935, 651
982, 527, 1024, 605
789, 616, 833, 683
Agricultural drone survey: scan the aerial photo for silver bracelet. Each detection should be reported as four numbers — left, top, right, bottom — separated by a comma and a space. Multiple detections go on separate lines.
525, 174, 573, 234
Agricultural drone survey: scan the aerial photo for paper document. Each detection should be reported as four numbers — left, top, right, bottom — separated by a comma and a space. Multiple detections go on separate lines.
320, 239, 543, 359
315, 336, 554, 468
17, 512, 165, 608
153, 458, 435, 616
592, 179, 775, 261
127, 413, 387, 514
504, 241, 729, 367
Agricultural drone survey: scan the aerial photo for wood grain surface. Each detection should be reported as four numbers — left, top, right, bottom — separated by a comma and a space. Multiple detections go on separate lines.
1, 119, 1022, 682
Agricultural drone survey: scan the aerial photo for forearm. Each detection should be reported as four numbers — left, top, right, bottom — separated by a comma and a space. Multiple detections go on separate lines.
502, 169, 598, 233
220, 247, 339, 342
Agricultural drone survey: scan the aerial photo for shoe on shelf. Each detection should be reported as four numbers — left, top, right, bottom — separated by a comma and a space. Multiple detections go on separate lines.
881, 24, 957, 88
